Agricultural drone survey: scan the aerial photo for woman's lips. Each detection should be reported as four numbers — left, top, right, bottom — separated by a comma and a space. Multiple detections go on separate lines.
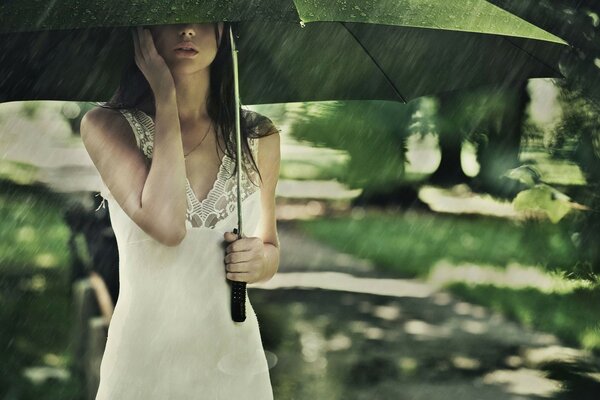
174, 49, 199, 57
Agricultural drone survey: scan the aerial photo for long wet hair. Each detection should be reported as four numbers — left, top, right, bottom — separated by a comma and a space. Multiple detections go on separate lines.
93, 22, 262, 185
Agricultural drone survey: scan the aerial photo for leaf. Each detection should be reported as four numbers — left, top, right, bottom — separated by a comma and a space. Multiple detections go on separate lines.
504, 165, 542, 186
513, 184, 573, 223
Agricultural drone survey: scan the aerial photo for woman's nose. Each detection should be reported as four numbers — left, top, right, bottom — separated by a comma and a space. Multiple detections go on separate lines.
179, 26, 195, 37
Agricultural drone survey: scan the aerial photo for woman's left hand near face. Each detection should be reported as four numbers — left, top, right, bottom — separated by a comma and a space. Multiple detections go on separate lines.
223, 230, 266, 284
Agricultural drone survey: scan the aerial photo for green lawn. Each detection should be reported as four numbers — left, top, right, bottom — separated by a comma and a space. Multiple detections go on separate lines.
297, 210, 600, 353
297, 210, 578, 278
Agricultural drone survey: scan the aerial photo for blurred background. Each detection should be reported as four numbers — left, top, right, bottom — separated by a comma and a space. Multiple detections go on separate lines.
1, 4, 600, 400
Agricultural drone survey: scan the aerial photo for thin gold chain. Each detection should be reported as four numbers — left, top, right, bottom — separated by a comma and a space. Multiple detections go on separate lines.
184, 121, 213, 160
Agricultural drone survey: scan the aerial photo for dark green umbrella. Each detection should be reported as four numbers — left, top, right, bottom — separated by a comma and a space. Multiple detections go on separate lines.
0, 0, 567, 104
0, 0, 569, 321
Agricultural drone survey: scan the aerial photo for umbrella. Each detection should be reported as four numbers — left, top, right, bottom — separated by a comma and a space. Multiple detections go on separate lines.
0, 0, 570, 321
0, 0, 567, 103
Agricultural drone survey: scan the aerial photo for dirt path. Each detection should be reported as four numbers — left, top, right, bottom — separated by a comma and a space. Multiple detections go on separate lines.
250, 221, 599, 400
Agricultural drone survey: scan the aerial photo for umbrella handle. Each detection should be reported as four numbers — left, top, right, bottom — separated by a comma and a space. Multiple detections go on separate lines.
229, 24, 246, 323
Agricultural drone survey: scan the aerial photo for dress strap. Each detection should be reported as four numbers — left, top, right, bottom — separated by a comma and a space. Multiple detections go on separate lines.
118, 109, 154, 159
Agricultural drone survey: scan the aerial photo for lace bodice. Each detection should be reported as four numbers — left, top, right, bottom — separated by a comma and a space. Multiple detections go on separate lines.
117, 108, 263, 230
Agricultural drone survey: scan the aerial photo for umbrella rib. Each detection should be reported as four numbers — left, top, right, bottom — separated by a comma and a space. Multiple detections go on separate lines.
500, 36, 565, 78
339, 22, 407, 104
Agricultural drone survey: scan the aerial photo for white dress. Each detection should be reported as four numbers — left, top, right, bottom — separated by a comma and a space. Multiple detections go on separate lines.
94, 108, 273, 400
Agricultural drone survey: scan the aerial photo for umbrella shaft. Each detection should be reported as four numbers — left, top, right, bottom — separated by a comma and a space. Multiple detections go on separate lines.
229, 24, 246, 323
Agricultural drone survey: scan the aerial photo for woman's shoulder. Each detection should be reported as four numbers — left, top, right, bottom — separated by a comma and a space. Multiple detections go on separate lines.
242, 108, 280, 139
82, 106, 123, 138
81, 106, 141, 155
83, 106, 134, 131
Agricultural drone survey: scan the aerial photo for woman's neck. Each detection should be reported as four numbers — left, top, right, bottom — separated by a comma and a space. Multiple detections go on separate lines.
172, 68, 211, 123
140, 67, 212, 125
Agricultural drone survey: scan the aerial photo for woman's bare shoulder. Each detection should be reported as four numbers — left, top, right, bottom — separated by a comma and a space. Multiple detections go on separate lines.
81, 106, 137, 149
82, 106, 126, 134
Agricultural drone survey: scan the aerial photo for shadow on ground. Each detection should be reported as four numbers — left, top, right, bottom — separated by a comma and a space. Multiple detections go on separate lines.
252, 288, 600, 400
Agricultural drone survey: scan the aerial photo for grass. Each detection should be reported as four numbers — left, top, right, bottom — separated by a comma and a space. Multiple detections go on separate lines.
0, 180, 81, 399
448, 282, 600, 352
297, 210, 578, 279
297, 210, 600, 353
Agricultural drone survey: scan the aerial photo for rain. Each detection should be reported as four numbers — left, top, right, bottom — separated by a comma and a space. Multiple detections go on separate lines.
0, 0, 599, 399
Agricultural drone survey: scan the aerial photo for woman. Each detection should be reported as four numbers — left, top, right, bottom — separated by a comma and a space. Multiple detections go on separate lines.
81, 22, 280, 399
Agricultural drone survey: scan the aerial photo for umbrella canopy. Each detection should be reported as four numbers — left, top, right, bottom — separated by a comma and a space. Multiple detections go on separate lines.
0, 0, 568, 104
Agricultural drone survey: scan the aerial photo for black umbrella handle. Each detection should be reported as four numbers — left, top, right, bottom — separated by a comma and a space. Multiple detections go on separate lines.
231, 281, 246, 322
230, 227, 246, 322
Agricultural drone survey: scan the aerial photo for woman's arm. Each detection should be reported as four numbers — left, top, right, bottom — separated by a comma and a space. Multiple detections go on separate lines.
81, 27, 188, 246
81, 94, 187, 247
137, 90, 188, 242
254, 131, 281, 283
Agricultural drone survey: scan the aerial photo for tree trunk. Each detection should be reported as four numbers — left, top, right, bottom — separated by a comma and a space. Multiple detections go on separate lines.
467, 82, 528, 198
429, 92, 470, 186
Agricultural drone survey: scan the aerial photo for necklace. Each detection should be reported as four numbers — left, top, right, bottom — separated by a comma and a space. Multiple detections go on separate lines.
184, 121, 213, 160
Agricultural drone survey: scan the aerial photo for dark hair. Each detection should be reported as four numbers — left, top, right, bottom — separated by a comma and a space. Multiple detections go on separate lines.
91, 22, 265, 186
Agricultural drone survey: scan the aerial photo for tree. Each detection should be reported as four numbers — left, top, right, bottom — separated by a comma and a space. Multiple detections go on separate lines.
288, 100, 427, 208
488, 0, 600, 275
428, 91, 471, 186
428, 82, 531, 198
470, 81, 531, 198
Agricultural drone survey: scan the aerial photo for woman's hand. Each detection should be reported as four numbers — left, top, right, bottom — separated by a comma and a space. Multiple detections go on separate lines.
223, 230, 266, 284
131, 26, 175, 99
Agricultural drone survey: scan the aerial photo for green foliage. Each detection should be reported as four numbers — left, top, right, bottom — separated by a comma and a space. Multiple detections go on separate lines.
20, 102, 40, 119
0, 181, 80, 399
503, 164, 542, 186
432, 85, 526, 142
504, 163, 588, 224
551, 80, 600, 182
513, 184, 573, 223
0, 181, 71, 273
288, 100, 422, 192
